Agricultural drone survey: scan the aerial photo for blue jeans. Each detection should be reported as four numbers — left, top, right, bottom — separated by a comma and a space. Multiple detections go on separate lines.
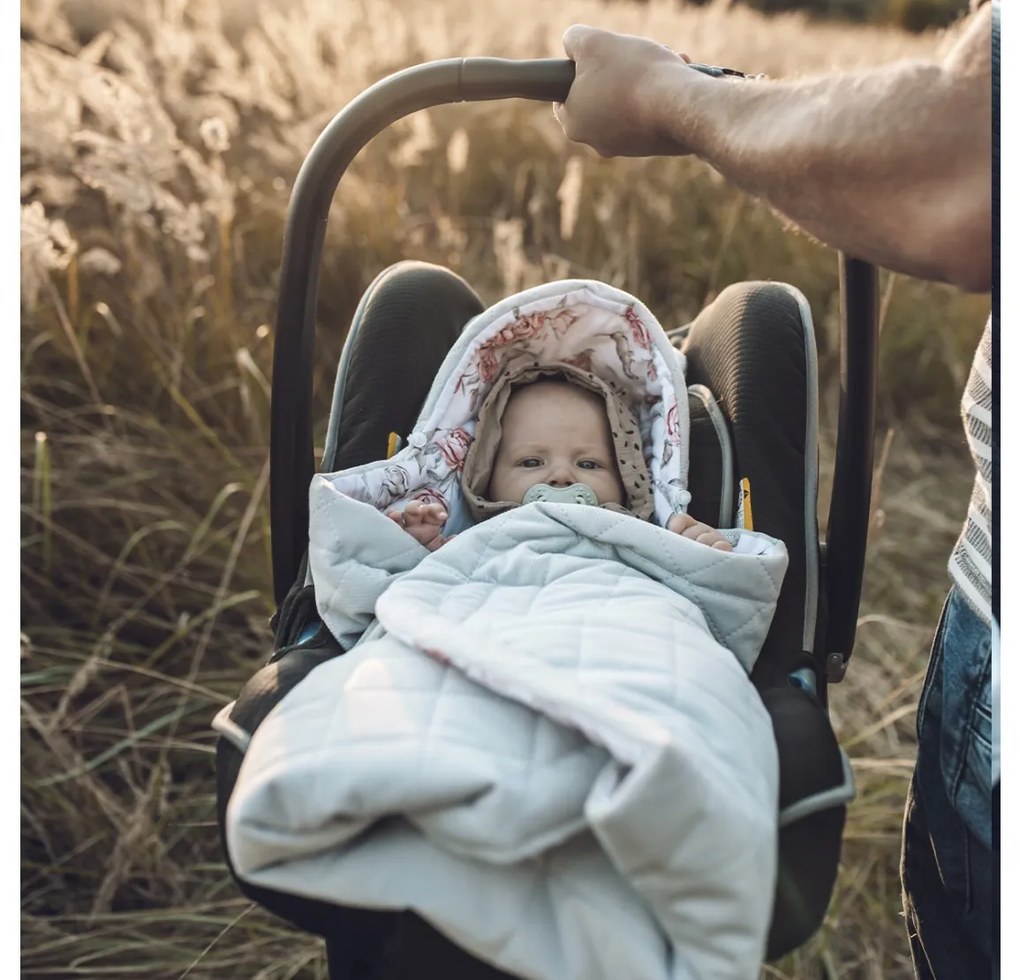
901, 586, 997, 978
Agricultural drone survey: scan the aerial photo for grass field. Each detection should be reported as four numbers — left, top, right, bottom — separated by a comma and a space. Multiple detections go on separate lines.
21, 0, 990, 977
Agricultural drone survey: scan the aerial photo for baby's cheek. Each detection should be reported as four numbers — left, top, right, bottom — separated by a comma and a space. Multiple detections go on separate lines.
599, 472, 626, 506
519, 477, 537, 496
494, 471, 529, 504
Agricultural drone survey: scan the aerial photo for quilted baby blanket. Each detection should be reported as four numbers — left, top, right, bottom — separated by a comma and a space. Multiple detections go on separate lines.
224, 280, 790, 980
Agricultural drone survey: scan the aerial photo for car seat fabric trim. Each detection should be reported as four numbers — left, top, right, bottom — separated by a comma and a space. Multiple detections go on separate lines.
687, 383, 734, 527
212, 701, 251, 753
774, 284, 820, 655
777, 749, 855, 827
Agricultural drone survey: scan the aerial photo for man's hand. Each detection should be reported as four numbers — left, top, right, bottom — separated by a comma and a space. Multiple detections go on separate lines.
557, 8, 993, 292
667, 512, 734, 551
554, 25, 702, 158
386, 501, 450, 551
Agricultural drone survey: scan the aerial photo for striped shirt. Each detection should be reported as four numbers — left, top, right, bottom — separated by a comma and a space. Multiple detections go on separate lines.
948, 317, 992, 624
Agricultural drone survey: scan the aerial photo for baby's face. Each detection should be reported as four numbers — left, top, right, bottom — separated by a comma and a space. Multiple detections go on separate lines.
488, 381, 625, 507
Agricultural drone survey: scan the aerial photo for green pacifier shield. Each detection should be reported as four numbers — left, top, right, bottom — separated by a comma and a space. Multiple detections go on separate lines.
521, 483, 599, 506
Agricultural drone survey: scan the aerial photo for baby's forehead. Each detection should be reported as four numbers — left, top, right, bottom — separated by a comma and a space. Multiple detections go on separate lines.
499, 381, 612, 447
505, 379, 603, 411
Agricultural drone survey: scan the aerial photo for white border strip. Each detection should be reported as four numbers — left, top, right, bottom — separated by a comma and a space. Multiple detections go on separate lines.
775, 284, 821, 654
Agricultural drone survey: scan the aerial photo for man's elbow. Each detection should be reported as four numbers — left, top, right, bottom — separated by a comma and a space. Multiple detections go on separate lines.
917, 191, 992, 293
952, 256, 992, 294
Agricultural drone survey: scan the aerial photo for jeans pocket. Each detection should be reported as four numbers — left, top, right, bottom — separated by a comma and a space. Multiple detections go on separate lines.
937, 590, 994, 851
952, 666, 994, 852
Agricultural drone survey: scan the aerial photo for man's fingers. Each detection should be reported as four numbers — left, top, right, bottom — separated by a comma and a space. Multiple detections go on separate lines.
562, 23, 597, 58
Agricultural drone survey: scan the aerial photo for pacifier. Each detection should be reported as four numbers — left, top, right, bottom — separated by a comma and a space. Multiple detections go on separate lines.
521, 482, 599, 506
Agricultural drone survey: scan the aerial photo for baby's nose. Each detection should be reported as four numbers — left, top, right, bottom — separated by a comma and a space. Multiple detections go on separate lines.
548, 462, 573, 486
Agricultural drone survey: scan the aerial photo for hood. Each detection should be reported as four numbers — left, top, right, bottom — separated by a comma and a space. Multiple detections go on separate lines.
320, 279, 691, 533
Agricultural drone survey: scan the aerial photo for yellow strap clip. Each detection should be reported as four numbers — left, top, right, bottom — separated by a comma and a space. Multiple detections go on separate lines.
738, 477, 754, 531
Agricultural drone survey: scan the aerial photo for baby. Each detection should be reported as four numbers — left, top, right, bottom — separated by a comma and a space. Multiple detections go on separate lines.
387, 376, 732, 552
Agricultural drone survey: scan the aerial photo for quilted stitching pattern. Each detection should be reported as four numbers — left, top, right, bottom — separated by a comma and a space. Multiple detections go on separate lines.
237, 500, 788, 980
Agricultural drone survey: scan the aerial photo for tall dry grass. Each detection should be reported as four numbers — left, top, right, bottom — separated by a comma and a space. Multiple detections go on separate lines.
22, 0, 989, 977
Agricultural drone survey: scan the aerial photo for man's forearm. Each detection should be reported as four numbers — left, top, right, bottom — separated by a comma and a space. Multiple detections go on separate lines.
645, 11, 992, 291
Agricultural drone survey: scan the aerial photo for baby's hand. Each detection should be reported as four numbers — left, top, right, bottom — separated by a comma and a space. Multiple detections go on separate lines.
666, 513, 734, 552
386, 501, 450, 551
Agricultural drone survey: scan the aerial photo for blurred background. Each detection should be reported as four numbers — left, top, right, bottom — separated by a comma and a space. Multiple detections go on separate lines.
21, 0, 988, 977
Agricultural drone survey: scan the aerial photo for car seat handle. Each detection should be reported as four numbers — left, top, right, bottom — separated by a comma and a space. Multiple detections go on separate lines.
270, 58, 879, 677
823, 256, 879, 681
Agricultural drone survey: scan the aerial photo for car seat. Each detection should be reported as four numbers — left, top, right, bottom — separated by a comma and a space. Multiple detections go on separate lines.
214, 58, 880, 977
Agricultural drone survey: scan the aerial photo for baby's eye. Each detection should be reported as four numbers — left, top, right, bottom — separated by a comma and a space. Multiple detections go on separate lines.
518, 457, 543, 468
577, 459, 604, 470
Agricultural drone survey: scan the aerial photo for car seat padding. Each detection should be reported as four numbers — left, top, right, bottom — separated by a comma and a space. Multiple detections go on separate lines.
685, 383, 732, 529
683, 282, 819, 689
323, 261, 484, 474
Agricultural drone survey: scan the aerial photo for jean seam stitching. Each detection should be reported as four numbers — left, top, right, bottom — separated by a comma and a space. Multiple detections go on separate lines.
948, 644, 992, 803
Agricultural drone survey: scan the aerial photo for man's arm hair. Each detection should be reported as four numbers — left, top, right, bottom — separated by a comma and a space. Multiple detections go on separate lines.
658, 5, 992, 291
